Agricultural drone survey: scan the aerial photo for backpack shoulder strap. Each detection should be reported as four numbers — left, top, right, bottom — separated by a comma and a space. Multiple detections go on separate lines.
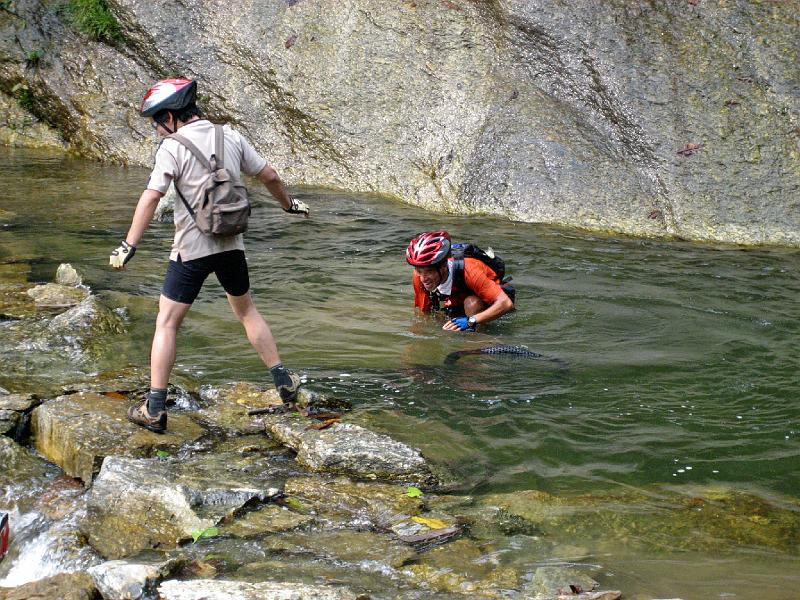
168, 132, 214, 172
214, 125, 225, 170
451, 247, 466, 291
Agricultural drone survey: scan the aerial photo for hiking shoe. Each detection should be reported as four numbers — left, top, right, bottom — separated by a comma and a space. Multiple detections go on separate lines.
127, 402, 167, 433
275, 371, 302, 403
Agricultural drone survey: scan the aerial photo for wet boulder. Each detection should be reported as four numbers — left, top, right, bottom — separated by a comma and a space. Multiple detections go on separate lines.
0, 571, 99, 600
30, 392, 204, 484
266, 417, 436, 484
82, 454, 282, 559
26, 283, 88, 309
87, 555, 185, 600
0, 436, 54, 510
0, 394, 40, 440
158, 579, 360, 600
49, 295, 125, 339
55, 263, 83, 287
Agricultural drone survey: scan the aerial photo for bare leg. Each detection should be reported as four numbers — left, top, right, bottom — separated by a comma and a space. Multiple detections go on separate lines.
150, 294, 192, 389
226, 291, 281, 368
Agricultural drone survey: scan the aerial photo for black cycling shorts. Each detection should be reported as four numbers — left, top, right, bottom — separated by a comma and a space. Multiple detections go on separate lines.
162, 249, 250, 304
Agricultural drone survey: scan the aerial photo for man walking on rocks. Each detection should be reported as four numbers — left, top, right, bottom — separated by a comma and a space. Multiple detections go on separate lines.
110, 78, 309, 433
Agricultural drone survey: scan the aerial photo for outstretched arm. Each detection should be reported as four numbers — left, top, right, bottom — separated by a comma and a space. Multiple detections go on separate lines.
257, 165, 309, 217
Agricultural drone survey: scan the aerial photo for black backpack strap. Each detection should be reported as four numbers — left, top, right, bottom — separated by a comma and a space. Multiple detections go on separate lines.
451, 247, 466, 292
428, 290, 441, 311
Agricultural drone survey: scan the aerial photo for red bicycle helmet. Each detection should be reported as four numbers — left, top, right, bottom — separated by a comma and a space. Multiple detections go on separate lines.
140, 78, 197, 117
406, 230, 451, 267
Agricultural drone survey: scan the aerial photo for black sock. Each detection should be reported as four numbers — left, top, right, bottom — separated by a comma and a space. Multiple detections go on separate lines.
147, 388, 168, 415
270, 363, 289, 387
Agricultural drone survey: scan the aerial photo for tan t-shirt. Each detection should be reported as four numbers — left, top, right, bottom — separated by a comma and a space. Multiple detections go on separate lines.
146, 120, 268, 261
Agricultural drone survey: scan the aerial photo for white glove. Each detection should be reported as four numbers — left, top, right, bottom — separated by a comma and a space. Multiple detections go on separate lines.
284, 198, 310, 216
110, 241, 136, 269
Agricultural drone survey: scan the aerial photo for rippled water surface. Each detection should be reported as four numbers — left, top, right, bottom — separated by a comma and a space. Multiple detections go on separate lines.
1, 147, 799, 598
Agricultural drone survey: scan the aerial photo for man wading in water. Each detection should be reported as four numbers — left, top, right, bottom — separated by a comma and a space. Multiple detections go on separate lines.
110, 78, 309, 433
406, 230, 515, 331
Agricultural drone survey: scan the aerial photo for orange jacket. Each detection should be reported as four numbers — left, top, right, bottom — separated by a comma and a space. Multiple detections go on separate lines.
413, 257, 504, 313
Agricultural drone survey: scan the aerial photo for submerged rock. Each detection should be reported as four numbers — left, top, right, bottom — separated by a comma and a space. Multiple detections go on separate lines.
267, 417, 436, 484
158, 579, 361, 600
0, 284, 37, 320
30, 392, 204, 484
219, 504, 313, 538
283, 476, 460, 551
260, 529, 417, 570
402, 538, 519, 597
82, 454, 281, 559
479, 486, 800, 555
87, 555, 186, 600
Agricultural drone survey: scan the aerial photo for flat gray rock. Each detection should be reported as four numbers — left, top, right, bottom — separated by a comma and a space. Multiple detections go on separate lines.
267, 419, 436, 485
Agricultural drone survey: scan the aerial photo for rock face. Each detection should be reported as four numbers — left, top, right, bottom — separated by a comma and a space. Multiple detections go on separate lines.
1, 1, 797, 246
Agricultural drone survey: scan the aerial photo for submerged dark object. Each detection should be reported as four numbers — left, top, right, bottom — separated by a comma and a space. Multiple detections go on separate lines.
445, 344, 566, 367
0, 512, 8, 561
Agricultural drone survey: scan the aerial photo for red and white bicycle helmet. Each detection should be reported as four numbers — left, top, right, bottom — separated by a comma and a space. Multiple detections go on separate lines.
140, 78, 197, 117
406, 230, 452, 267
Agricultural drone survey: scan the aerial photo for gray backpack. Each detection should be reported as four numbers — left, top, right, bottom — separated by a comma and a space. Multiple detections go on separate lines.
169, 124, 251, 236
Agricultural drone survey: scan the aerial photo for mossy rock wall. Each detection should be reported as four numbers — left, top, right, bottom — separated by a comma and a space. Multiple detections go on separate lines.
0, 0, 797, 245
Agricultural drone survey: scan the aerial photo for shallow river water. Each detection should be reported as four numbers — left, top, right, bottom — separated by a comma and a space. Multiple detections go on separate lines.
1, 147, 799, 599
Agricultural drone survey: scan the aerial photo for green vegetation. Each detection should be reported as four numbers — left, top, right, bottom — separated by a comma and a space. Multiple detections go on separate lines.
26, 49, 44, 67
11, 83, 35, 112
66, 0, 121, 42
191, 526, 219, 543
406, 486, 423, 498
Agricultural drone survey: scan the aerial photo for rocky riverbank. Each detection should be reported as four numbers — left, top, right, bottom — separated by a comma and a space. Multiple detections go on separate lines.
0, 265, 627, 598
1, 0, 798, 246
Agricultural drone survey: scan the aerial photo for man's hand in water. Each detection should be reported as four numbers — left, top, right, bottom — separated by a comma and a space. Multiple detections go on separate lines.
443, 316, 475, 332
284, 198, 310, 217
109, 241, 136, 269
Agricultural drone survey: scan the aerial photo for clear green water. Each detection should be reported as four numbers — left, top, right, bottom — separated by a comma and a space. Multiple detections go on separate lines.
1, 147, 799, 598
